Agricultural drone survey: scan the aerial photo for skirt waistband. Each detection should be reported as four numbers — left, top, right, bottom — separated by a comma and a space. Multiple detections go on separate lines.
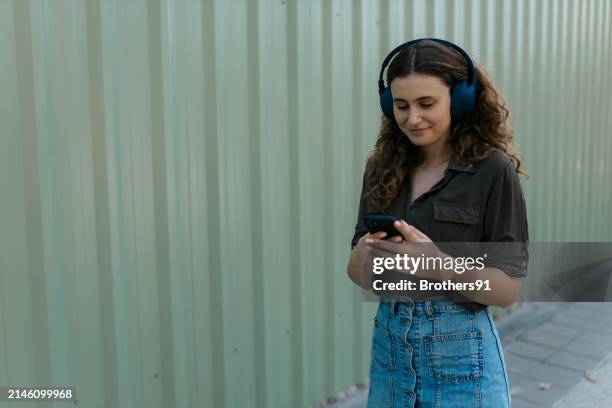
380, 299, 486, 316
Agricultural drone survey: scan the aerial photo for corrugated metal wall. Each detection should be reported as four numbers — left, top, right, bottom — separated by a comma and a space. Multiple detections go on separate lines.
1, 0, 611, 407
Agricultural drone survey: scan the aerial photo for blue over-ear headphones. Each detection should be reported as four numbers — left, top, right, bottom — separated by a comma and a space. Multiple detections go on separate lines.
378, 38, 478, 121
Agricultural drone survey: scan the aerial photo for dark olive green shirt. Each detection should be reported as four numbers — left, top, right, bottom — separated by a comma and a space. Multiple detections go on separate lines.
351, 151, 529, 309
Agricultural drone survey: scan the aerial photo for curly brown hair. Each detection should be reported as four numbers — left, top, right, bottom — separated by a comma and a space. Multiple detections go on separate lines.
365, 40, 527, 211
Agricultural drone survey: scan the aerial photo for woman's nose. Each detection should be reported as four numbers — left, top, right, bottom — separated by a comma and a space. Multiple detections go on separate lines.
407, 110, 422, 126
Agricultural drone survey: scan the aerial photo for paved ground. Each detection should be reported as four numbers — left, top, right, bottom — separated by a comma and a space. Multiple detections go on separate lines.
553, 351, 612, 408
318, 302, 612, 408
500, 302, 612, 407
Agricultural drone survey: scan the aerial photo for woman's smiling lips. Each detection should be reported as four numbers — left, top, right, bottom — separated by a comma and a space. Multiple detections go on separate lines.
410, 127, 430, 134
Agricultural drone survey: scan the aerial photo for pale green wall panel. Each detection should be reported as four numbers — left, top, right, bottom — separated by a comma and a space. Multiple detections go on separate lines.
1, 1, 611, 408
0, 0, 39, 397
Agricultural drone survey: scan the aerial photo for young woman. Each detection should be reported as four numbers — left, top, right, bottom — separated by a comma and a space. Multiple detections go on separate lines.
347, 39, 529, 408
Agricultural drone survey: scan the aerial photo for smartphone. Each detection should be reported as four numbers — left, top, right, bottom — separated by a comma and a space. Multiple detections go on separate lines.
364, 213, 401, 238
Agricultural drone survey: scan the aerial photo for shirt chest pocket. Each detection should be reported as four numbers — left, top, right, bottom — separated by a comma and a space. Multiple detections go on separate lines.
432, 202, 481, 241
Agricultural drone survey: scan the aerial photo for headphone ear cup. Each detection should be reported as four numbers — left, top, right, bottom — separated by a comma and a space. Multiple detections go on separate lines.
379, 87, 395, 120
450, 80, 477, 120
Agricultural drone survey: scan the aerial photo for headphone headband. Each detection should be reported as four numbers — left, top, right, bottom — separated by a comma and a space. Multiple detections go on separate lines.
377, 38, 478, 121
377, 38, 476, 93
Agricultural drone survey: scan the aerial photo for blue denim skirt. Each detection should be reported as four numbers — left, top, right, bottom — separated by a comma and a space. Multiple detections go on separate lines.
367, 300, 511, 408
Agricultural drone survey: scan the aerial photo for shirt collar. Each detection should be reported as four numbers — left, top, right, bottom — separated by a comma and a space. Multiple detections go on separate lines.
447, 153, 476, 173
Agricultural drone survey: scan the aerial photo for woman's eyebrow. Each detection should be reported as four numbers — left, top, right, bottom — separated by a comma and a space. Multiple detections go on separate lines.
393, 96, 436, 103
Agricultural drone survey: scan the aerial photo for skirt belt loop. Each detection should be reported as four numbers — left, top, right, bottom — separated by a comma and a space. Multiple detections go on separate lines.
425, 300, 433, 316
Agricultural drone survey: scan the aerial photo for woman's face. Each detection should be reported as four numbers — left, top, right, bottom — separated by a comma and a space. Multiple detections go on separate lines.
390, 73, 452, 148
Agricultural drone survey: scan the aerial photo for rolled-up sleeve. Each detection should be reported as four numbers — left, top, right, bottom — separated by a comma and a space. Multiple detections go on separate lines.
482, 162, 529, 277
351, 168, 370, 250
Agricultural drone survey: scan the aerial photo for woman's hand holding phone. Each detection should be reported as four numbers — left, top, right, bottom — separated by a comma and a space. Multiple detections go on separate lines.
363, 220, 452, 281
363, 231, 403, 244
365, 220, 437, 255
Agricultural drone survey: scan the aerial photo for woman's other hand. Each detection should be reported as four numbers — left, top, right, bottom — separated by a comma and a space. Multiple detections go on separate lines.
365, 220, 438, 257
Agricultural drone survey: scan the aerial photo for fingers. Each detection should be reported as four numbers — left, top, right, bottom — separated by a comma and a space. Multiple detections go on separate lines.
393, 220, 419, 242
364, 231, 387, 243
393, 220, 431, 243
415, 229, 429, 240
